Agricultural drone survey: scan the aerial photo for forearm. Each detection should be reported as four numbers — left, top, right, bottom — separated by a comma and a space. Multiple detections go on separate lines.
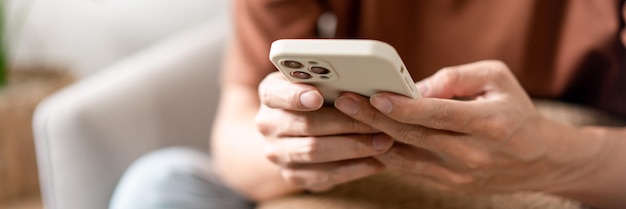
210, 86, 301, 201
546, 122, 626, 209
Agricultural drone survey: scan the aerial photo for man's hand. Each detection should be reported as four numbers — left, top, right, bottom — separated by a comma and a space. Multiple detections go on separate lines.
334, 60, 606, 193
256, 72, 394, 191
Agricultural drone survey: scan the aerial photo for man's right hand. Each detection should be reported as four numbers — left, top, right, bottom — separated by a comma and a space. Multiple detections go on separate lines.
255, 72, 394, 191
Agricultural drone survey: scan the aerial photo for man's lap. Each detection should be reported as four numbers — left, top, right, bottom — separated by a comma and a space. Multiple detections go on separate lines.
109, 147, 253, 209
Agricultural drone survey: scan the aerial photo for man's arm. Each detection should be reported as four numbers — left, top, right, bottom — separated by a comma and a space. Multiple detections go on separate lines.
211, 82, 301, 201
209, 0, 322, 201
547, 126, 626, 209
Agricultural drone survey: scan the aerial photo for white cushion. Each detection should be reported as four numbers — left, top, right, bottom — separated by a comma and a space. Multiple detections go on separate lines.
33, 16, 229, 209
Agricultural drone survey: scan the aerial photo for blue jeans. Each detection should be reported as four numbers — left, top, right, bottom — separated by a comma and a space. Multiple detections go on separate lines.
109, 147, 254, 209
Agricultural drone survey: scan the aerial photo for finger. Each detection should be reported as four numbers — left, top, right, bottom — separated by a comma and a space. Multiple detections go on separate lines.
255, 105, 379, 137
335, 94, 497, 173
281, 158, 382, 189
335, 93, 471, 153
376, 145, 476, 187
265, 134, 394, 165
374, 131, 492, 172
259, 72, 324, 111
369, 93, 487, 132
415, 60, 518, 99
338, 94, 495, 165
373, 143, 440, 173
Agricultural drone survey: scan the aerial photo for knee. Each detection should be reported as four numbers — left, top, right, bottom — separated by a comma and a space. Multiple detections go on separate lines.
110, 147, 213, 204
124, 147, 213, 184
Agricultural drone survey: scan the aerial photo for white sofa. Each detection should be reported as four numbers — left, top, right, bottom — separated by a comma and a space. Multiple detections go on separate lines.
32, 15, 230, 209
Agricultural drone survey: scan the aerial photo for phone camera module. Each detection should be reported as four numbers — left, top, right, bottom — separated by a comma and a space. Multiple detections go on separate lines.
282, 60, 304, 69
290, 71, 312, 79
309, 66, 330, 74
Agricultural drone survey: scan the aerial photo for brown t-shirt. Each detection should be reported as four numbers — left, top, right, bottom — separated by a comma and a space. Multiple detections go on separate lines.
224, 0, 626, 117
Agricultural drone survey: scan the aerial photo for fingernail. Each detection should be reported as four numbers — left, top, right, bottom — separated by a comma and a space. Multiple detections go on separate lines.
300, 91, 322, 109
372, 134, 393, 152
334, 96, 359, 115
370, 95, 393, 114
416, 81, 430, 96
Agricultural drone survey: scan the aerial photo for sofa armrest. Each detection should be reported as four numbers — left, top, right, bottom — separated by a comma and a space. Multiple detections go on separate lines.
33, 16, 229, 209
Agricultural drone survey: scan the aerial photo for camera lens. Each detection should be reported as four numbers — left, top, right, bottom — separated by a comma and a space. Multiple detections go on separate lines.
309, 66, 330, 74
290, 71, 312, 79
282, 60, 303, 69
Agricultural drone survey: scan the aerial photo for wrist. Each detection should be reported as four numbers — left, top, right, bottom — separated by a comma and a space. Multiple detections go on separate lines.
541, 123, 625, 208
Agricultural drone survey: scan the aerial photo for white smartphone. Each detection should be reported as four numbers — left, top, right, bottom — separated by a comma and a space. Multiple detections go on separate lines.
269, 39, 421, 103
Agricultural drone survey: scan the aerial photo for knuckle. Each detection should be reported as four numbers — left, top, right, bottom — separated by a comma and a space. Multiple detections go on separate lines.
465, 107, 518, 141
430, 104, 454, 129
324, 170, 342, 185
263, 146, 281, 164
463, 152, 490, 170
410, 162, 428, 174
482, 115, 516, 141
281, 169, 306, 186
483, 60, 511, 80
286, 112, 314, 134
287, 88, 304, 108
259, 73, 287, 106
255, 107, 297, 137
437, 67, 461, 86
398, 125, 426, 145
289, 138, 322, 163
319, 171, 335, 184
254, 110, 274, 136
257, 109, 319, 137
285, 169, 332, 189
485, 60, 508, 70
260, 73, 310, 109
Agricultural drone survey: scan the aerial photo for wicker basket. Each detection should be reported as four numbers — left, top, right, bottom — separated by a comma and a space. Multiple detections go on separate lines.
0, 69, 74, 203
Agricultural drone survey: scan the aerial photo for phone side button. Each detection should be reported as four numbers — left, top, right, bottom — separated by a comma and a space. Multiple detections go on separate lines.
405, 77, 416, 92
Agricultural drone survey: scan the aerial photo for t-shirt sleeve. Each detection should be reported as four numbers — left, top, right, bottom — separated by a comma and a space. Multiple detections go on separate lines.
222, 0, 324, 87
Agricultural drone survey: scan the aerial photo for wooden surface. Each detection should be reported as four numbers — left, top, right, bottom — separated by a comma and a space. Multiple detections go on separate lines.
0, 195, 42, 209
258, 173, 581, 209
0, 70, 74, 205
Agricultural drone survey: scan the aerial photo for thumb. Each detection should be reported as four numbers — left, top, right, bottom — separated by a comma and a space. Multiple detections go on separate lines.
415, 60, 512, 99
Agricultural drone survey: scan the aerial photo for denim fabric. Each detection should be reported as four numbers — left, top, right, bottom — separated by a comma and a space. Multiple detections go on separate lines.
109, 147, 253, 209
